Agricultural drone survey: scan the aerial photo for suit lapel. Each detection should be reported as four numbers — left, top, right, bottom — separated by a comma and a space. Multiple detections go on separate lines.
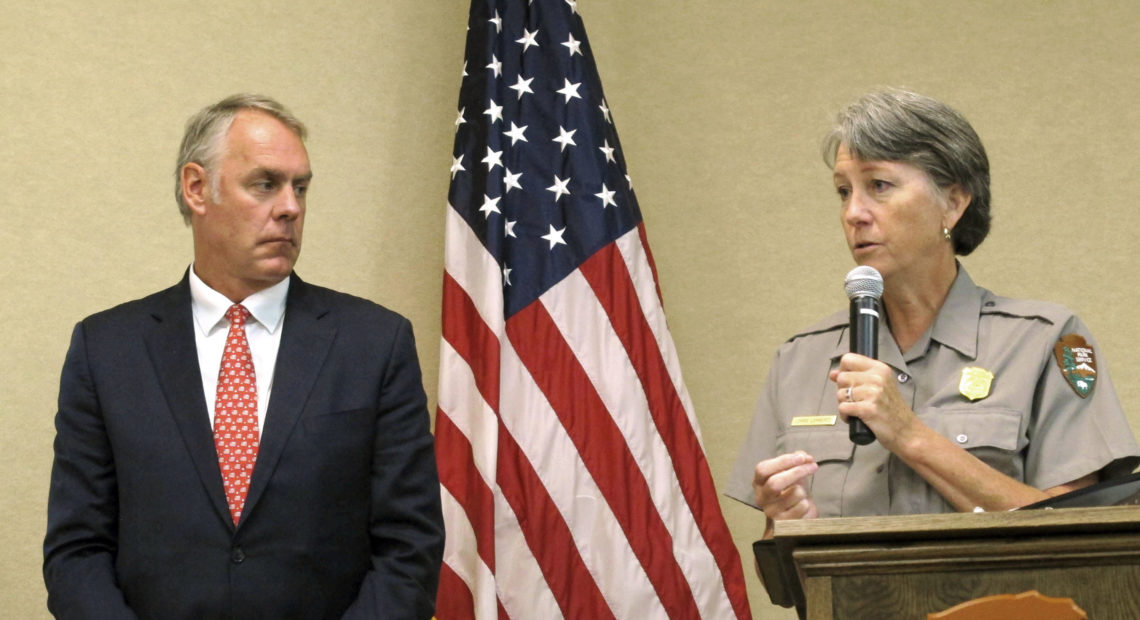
145, 274, 233, 527
241, 275, 335, 522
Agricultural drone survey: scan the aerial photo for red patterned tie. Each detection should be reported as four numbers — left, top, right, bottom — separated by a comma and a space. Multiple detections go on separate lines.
214, 304, 259, 524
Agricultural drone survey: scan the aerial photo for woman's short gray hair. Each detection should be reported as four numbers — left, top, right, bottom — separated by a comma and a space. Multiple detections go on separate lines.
822, 88, 991, 255
174, 94, 307, 224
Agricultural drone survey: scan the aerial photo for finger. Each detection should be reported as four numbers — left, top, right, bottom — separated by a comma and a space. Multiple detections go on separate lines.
753, 451, 816, 486
767, 489, 818, 522
838, 352, 874, 371
755, 461, 818, 506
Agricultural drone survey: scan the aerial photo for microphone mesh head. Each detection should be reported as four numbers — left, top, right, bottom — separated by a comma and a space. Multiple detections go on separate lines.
845, 265, 884, 300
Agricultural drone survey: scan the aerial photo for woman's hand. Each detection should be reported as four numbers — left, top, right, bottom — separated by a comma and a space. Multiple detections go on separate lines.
752, 451, 819, 533
830, 352, 921, 451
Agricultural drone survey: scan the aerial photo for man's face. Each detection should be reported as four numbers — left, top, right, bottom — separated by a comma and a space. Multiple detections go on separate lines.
185, 110, 311, 301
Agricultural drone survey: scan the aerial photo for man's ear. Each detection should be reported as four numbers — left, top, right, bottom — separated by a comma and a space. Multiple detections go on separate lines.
181, 163, 210, 216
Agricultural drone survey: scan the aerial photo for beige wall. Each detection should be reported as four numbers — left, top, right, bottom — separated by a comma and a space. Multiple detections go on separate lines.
3, 1, 1138, 618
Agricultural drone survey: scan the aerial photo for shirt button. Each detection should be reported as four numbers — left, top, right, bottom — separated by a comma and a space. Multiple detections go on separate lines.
876, 464, 885, 474
897, 372, 910, 384
956, 434, 968, 444
231, 547, 246, 564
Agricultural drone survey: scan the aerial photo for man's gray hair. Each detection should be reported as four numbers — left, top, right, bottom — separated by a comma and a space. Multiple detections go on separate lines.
174, 94, 307, 224
821, 88, 991, 256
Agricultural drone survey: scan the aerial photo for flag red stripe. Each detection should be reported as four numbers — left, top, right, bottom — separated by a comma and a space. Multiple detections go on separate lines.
580, 243, 751, 617
436, 562, 476, 620
494, 419, 616, 620
442, 271, 500, 409
506, 299, 702, 619
435, 409, 496, 573
635, 222, 665, 309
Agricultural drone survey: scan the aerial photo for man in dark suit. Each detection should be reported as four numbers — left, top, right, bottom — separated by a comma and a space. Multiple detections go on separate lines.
44, 94, 444, 619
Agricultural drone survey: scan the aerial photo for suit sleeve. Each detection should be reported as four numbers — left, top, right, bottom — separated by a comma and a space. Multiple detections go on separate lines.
342, 318, 444, 620
43, 323, 140, 619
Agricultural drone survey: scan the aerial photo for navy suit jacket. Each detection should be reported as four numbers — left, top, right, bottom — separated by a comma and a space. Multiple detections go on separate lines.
44, 273, 444, 619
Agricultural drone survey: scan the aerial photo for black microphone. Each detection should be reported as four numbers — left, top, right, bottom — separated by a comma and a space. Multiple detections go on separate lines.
844, 266, 883, 446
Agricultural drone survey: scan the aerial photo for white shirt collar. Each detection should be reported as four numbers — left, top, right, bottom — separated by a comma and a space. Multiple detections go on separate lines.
188, 266, 290, 336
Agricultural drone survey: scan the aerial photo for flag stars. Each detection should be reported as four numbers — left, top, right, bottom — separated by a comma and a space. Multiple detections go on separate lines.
547, 175, 571, 201
455, 107, 466, 129
516, 28, 540, 52
503, 168, 523, 193
487, 55, 502, 78
489, 10, 502, 33
595, 184, 617, 208
565, 0, 579, 14
502, 264, 512, 286
599, 139, 616, 163
482, 147, 503, 170
503, 122, 528, 145
599, 99, 612, 123
479, 194, 501, 219
504, 219, 517, 238
556, 79, 582, 103
563, 33, 582, 56
485, 99, 504, 124
553, 126, 577, 151
541, 224, 568, 249
510, 75, 535, 100
450, 155, 465, 180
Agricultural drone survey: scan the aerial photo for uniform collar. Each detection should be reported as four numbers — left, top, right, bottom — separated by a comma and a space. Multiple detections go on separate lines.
830, 263, 982, 364
927, 264, 982, 360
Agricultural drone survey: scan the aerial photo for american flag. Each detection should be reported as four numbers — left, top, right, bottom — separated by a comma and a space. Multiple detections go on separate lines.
434, 1, 751, 618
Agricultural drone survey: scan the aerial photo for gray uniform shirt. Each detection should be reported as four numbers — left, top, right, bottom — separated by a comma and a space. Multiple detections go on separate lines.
726, 267, 1140, 516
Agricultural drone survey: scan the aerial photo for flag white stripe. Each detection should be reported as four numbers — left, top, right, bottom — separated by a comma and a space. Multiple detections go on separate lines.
440, 486, 499, 620
615, 230, 702, 439
492, 489, 564, 620
540, 262, 733, 620
444, 204, 505, 335
437, 340, 498, 487
498, 335, 668, 619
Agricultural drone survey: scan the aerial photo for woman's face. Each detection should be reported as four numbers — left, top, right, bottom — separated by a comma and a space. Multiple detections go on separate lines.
832, 143, 966, 283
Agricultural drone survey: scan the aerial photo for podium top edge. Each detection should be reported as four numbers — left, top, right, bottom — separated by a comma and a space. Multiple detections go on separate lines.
773, 504, 1140, 544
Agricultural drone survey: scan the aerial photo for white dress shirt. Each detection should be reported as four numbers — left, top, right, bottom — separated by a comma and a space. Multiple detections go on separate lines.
189, 267, 289, 433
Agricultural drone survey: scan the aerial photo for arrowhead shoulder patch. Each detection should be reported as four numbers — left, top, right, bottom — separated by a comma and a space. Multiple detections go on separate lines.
1053, 334, 1097, 398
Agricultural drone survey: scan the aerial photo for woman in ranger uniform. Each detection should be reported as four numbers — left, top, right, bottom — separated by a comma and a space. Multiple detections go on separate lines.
726, 88, 1140, 537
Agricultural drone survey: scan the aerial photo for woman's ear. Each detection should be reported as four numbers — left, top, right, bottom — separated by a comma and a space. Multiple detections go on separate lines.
944, 185, 971, 230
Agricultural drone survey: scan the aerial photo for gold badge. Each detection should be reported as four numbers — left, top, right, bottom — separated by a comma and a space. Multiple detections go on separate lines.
1054, 334, 1097, 398
959, 367, 994, 401
790, 415, 837, 427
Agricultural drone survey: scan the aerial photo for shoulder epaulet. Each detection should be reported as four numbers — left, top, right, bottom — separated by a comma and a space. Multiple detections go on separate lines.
785, 309, 848, 344
980, 292, 1074, 327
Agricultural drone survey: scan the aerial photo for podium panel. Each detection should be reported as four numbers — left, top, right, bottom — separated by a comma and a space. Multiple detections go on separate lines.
769, 506, 1140, 620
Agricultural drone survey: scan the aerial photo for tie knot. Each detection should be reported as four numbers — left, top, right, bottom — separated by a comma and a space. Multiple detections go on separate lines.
226, 304, 251, 328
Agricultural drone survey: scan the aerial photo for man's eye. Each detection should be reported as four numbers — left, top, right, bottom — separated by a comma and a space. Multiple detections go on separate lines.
294, 184, 309, 197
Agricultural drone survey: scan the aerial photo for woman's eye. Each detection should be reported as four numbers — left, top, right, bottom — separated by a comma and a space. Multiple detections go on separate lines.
836, 186, 851, 200
871, 179, 892, 192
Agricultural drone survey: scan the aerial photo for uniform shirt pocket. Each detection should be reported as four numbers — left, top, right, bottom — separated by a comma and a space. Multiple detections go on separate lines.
920, 407, 1026, 482
778, 427, 855, 513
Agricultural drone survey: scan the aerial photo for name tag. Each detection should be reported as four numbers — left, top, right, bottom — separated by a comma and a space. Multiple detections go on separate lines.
790, 415, 837, 427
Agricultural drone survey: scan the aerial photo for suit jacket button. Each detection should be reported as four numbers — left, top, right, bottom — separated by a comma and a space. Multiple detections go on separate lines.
231, 547, 246, 564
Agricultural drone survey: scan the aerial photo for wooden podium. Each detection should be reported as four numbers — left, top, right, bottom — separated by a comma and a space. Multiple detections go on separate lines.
759, 505, 1140, 619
